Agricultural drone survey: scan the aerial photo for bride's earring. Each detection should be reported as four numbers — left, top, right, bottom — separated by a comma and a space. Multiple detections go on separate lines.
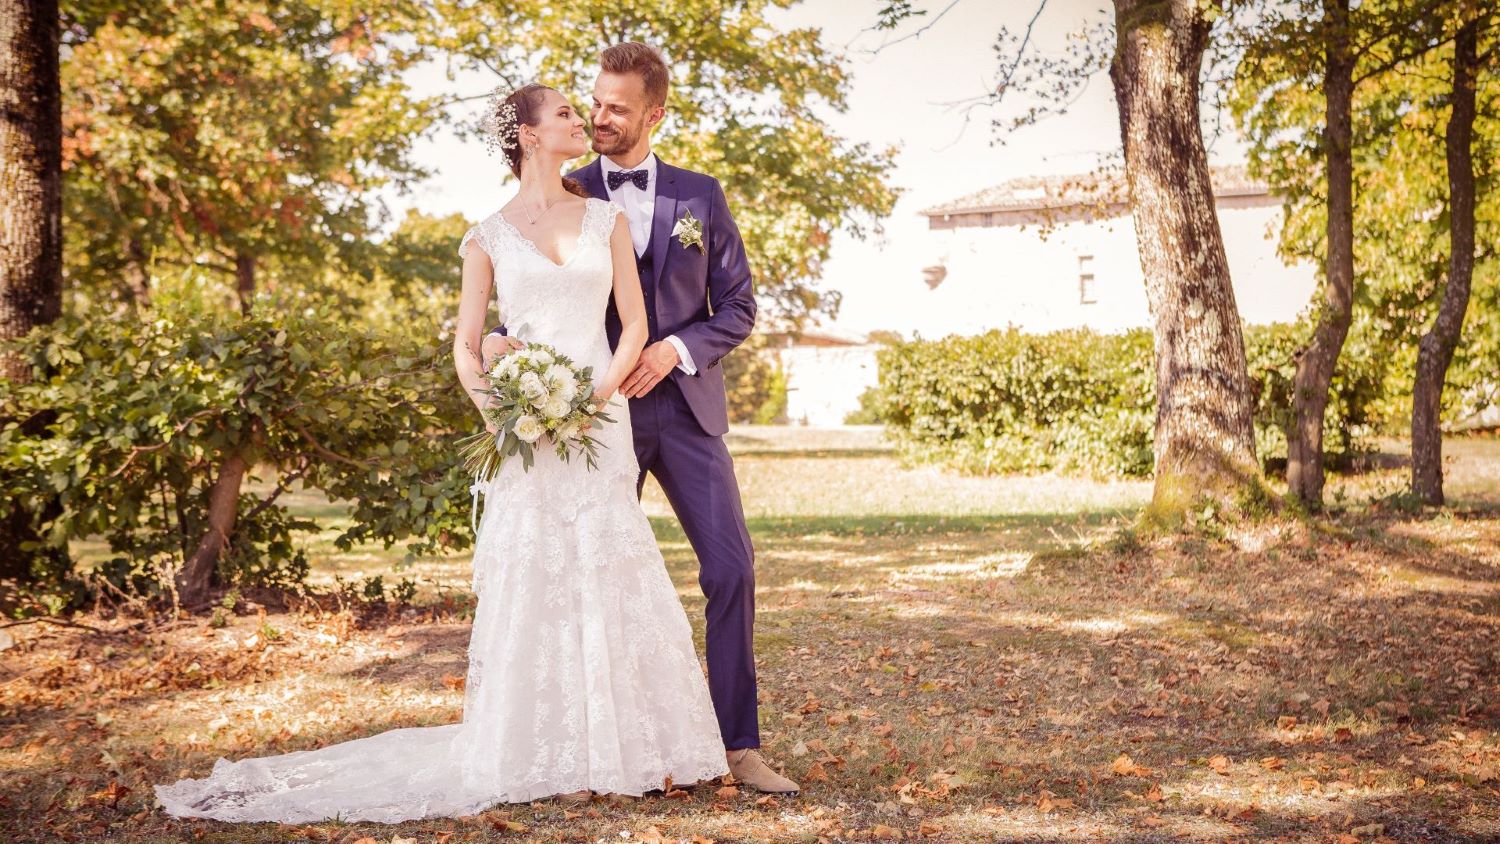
525, 144, 536, 161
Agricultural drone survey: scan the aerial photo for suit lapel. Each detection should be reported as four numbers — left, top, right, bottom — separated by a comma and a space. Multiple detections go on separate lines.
650, 160, 679, 289
576, 158, 608, 200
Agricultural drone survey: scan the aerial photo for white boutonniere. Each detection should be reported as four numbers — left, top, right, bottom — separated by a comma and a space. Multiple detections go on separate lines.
671, 209, 706, 254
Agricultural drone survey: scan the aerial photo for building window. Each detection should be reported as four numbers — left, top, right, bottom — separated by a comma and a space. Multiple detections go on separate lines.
1078, 255, 1096, 304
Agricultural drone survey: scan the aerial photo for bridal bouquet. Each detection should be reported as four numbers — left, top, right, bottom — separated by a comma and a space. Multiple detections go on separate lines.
458, 342, 613, 478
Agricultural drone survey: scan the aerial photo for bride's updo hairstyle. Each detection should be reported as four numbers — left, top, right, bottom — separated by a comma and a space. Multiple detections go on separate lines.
483, 82, 590, 199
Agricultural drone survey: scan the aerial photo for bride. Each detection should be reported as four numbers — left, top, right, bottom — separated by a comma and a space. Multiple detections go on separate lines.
153, 83, 730, 823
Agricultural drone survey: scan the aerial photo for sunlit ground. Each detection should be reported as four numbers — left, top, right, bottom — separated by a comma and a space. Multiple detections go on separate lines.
7, 429, 1499, 842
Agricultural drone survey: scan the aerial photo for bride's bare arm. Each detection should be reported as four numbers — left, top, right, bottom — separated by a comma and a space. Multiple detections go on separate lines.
597, 214, 647, 399
455, 245, 498, 422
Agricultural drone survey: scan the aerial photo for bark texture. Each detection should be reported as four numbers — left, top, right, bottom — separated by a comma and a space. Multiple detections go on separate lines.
1411, 18, 1480, 506
0, 0, 65, 582
1286, 0, 1357, 508
176, 451, 249, 607
1109, 0, 1262, 522
0, 0, 62, 381
235, 253, 256, 314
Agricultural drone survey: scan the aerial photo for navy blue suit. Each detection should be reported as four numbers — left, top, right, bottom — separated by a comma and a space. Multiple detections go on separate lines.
486, 157, 761, 749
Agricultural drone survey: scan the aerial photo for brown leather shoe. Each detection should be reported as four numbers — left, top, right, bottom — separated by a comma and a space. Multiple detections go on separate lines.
727, 749, 801, 796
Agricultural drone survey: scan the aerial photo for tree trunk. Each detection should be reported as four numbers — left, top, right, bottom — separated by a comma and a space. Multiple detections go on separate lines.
0, 0, 62, 380
0, 0, 66, 583
1286, 0, 1356, 509
122, 235, 152, 308
1109, 0, 1262, 524
235, 252, 255, 314
175, 450, 249, 607
1411, 17, 1479, 506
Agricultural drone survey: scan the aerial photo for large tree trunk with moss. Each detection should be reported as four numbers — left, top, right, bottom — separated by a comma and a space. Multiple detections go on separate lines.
1411, 18, 1479, 506
0, 0, 66, 582
1109, 0, 1262, 523
1286, 0, 1356, 508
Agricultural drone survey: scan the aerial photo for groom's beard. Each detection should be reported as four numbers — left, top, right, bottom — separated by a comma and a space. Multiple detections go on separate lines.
591, 120, 644, 157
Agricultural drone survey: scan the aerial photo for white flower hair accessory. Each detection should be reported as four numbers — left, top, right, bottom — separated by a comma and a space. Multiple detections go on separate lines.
480, 88, 520, 155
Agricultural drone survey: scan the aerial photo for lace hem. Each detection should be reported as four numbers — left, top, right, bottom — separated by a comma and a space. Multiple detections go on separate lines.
154, 727, 728, 823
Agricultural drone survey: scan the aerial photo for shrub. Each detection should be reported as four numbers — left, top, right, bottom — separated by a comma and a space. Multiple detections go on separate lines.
0, 289, 479, 609
875, 323, 1392, 478
877, 328, 1155, 477
844, 385, 886, 425
722, 332, 788, 424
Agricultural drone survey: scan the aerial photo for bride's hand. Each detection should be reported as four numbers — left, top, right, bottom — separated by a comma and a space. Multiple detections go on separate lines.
481, 334, 524, 370
591, 386, 614, 410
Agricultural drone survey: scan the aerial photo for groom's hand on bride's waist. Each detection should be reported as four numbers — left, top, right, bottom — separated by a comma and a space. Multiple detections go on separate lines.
621, 340, 680, 398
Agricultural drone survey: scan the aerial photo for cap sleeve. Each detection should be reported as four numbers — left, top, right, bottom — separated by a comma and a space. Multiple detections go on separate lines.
597, 199, 627, 242
459, 224, 486, 260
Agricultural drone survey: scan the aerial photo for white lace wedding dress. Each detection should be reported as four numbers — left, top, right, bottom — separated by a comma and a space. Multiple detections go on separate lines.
154, 198, 729, 823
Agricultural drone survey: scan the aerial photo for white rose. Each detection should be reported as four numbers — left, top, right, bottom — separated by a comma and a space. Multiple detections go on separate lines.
518, 371, 549, 403
513, 414, 544, 444
531, 349, 554, 366
543, 364, 578, 402
542, 396, 570, 420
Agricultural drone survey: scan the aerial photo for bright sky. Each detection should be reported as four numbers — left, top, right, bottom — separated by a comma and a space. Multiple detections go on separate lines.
383, 0, 1250, 337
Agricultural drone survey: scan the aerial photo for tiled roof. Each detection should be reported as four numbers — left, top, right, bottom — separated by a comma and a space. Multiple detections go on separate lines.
919, 165, 1268, 217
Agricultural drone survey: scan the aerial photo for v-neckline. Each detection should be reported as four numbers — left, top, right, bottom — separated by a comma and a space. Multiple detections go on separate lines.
496, 202, 589, 269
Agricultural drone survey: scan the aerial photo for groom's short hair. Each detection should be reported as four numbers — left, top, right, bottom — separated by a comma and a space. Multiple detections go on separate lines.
601, 42, 669, 107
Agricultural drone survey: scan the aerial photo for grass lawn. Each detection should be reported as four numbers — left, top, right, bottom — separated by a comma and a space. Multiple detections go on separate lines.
3, 428, 1498, 842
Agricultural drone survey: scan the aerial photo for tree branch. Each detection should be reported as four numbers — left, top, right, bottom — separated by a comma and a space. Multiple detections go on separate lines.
993, 1, 1048, 103
860, 0, 965, 55
242, 460, 311, 523
290, 422, 377, 469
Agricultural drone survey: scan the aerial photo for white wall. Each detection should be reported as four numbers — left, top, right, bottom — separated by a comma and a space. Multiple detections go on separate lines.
780, 344, 880, 427
911, 204, 1316, 337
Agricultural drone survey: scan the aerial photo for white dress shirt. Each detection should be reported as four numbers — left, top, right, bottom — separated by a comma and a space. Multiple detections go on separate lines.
599, 152, 697, 376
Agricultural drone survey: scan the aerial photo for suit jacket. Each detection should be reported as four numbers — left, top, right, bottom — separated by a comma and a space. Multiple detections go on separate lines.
568, 157, 757, 437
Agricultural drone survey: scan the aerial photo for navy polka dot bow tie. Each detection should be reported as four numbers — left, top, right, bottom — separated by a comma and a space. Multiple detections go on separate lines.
607, 169, 649, 191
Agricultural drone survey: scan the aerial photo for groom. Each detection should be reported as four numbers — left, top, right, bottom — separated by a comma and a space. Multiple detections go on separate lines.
483, 41, 798, 796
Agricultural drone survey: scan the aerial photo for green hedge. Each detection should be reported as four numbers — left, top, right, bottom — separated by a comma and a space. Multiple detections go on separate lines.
874, 324, 1392, 478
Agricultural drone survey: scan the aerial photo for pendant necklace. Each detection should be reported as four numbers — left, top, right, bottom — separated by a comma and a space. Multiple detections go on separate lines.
522, 194, 561, 226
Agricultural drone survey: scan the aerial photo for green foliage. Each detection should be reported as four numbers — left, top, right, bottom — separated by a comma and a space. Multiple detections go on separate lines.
876, 329, 1156, 478
752, 367, 790, 426
434, 0, 899, 331
844, 385, 886, 426
0, 281, 480, 602
60, 0, 436, 310
721, 333, 788, 425
1241, 321, 1393, 468
1229, 4, 1500, 431
874, 324, 1400, 478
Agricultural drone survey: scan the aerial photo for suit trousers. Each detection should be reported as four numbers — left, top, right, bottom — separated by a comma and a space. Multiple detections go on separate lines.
630, 376, 760, 750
